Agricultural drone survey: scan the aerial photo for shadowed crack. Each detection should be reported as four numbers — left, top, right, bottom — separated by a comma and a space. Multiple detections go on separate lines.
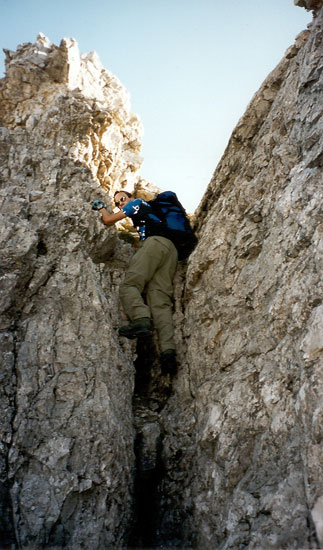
128, 336, 175, 549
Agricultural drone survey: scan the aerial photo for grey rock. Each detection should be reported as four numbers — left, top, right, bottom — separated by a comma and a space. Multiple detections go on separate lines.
0, 34, 140, 549
1, 5, 323, 549
162, 6, 323, 549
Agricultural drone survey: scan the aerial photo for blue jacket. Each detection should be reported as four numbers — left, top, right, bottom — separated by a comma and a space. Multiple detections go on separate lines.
122, 198, 162, 240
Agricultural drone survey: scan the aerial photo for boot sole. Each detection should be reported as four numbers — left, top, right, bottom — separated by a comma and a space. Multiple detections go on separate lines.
118, 328, 151, 339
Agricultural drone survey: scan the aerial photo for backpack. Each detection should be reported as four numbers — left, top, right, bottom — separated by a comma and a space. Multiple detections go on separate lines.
147, 191, 198, 260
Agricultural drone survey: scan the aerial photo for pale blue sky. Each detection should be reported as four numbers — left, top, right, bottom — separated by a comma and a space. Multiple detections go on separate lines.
0, 0, 311, 211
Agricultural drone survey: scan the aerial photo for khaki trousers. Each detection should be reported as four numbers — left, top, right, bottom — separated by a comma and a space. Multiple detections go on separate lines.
119, 236, 178, 352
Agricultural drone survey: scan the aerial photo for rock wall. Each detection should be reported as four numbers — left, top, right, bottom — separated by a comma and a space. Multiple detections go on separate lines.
0, 34, 143, 548
160, 5, 323, 549
0, 3, 322, 550
295, 0, 323, 10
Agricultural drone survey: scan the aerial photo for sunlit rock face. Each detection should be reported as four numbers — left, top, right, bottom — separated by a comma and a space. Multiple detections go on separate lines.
0, 34, 142, 548
0, 33, 143, 190
162, 6, 323, 549
1, 3, 323, 549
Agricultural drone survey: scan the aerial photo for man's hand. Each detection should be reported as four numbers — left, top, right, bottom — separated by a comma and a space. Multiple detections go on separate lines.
91, 200, 106, 211
90, 199, 126, 226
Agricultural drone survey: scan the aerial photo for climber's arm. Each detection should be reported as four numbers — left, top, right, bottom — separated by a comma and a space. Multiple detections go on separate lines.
100, 208, 126, 227
91, 200, 126, 226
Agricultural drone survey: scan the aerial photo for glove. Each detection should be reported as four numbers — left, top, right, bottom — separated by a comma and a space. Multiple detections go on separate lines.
91, 200, 106, 211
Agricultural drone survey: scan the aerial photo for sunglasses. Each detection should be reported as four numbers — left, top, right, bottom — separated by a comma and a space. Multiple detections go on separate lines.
115, 196, 127, 208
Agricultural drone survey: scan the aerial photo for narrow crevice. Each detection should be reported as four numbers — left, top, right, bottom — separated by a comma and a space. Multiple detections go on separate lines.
0, 449, 17, 548
36, 239, 48, 256
128, 336, 175, 549
128, 429, 164, 548
0, 328, 19, 548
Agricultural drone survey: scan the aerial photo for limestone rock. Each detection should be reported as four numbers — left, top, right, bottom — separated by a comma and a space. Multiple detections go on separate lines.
294, 0, 323, 11
0, 32, 143, 193
161, 6, 323, 549
1, 4, 323, 549
0, 34, 141, 548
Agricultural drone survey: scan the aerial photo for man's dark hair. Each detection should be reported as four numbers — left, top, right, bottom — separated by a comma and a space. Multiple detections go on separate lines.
114, 190, 133, 199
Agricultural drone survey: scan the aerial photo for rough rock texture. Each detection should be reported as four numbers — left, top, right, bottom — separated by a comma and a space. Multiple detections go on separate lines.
0, 34, 143, 548
295, 0, 323, 11
160, 6, 323, 550
0, 33, 143, 189
0, 4, 323, 550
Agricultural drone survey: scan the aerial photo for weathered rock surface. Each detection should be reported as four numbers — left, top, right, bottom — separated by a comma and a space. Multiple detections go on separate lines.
0, 3, 322, 550
295, 0, 323, 11
0, 34, 142, 548
160, 6, 323, 549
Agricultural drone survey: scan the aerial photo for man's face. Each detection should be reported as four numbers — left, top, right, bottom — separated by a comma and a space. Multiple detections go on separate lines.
114, 193, 132, 210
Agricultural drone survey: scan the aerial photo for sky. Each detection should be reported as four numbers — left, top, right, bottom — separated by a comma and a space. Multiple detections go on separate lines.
0, 0, 312, 212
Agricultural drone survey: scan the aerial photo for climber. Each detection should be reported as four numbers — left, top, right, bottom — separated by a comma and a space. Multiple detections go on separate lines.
91, 191, 178, 375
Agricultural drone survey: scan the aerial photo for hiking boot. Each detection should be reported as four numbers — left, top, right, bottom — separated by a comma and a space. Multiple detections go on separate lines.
160, 349, 177, 376
119, 317, 152, 339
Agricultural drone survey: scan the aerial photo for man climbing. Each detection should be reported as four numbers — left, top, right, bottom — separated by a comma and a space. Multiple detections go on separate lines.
91, 190, 178, 375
